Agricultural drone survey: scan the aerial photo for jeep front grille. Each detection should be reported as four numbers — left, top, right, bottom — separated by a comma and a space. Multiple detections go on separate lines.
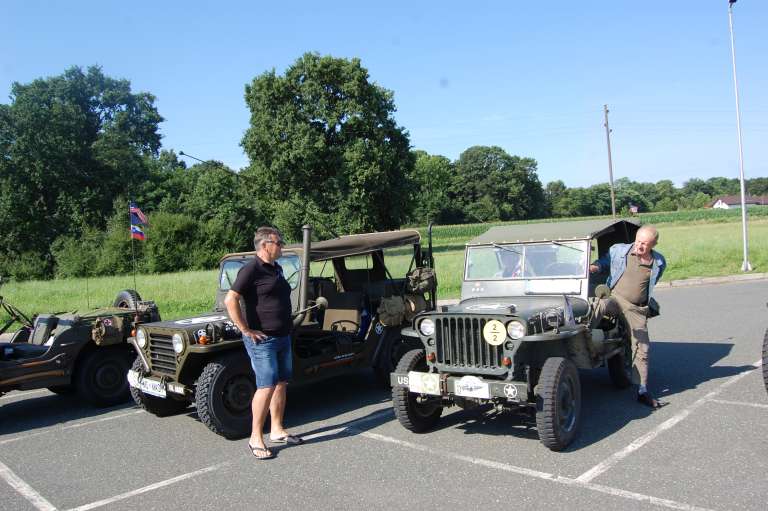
435, 317, 503, 371
148, 333, 176, 376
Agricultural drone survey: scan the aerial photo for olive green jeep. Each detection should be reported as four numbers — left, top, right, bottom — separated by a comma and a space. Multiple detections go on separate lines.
128, 226, 436, 438
1, 287, 159, 407
391, 219, 640, 451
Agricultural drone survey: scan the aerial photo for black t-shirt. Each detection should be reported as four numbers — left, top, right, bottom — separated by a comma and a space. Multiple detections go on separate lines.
230, 257, 293, 336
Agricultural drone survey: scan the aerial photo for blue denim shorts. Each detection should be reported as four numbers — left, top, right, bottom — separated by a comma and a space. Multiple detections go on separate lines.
242, 334, 293, 388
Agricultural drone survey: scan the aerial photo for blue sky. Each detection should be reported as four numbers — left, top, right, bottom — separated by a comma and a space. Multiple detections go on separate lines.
3, 1, 766, 187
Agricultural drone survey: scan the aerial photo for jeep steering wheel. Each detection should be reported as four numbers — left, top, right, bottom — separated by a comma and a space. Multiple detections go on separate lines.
329, 320, 359, 333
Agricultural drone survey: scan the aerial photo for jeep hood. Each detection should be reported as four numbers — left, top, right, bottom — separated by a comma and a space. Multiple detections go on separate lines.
140, 312, 231, 333
444, 296, 575, 319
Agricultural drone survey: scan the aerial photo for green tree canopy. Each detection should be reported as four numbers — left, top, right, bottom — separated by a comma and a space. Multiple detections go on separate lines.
407, 150, 455, 225
451, 146, 545, 222
240, 53, 413, 238
0, 65, 163, 278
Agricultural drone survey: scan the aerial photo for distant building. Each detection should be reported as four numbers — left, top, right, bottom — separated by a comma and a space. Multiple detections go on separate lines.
708, 195, 768, 209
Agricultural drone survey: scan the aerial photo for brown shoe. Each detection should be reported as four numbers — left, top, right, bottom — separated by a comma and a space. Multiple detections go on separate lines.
637, 392, 661, 409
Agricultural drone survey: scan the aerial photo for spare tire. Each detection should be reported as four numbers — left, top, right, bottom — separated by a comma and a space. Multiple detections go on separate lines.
114, 289, 142, 308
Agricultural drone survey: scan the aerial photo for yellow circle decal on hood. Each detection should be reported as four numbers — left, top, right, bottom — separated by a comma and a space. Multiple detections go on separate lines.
483, 320, 506, 346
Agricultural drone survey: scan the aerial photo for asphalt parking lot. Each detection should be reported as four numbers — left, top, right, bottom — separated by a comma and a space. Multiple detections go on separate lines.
1, 280, 766, 511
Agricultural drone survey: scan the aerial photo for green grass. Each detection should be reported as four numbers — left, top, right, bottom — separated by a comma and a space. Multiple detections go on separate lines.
2, 215, 766, 326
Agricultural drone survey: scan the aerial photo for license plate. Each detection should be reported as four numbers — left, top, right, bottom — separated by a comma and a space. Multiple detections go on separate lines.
454, 375, 490, 399
407, 371, 441, 395
127, 370, 167, 398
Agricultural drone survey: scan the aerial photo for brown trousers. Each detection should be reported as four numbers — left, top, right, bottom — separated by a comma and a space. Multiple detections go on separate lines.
592, 294, 650, 386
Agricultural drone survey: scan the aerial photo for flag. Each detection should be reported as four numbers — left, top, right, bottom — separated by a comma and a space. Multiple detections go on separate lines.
130, 202, 149, 226
130, 224, 146, 241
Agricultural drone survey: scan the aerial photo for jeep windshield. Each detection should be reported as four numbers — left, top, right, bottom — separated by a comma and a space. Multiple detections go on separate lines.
218, 253, 302, 290
465, 240, 588, 280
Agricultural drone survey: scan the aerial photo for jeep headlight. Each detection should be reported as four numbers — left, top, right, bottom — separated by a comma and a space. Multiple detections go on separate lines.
506, 320, 526, 340
136, 328, 147, 349
419, 318, 435, 336
172, 333, 185, 354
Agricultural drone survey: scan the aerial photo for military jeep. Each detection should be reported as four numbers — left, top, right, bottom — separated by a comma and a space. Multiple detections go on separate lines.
1, 287, 159, 407
391, 219, 640, 451
128, 226, 436, 438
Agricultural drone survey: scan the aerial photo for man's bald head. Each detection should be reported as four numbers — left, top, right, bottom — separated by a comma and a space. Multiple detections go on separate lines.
634, 225, 658, 257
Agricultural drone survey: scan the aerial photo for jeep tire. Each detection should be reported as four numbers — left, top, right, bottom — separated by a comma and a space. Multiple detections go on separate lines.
392, 349, 442, 432
374, 331, 421, 386
196, 352, 255, 439
608, 318, 632, 389
607, 346, 632, 389
76, 346, 133, 407
113, 289, 141, 309
536, 357, 581, 451
47, 384, 76, 395
129, 358, 187, 416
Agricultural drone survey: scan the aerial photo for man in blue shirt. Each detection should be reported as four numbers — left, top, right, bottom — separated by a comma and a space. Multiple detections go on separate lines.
590, 225, 667, 409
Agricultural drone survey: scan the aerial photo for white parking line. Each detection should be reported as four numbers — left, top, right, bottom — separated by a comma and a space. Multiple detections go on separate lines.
0, 410, 144, 446
0, 459, 57, 511
0, 389, 48, 401
575, 360, 761, 484
357, 430, 714, 511
63, 408, 393, 510
66, 462, 228, 511
301, 407, 393, 441
708, 398, 768, 410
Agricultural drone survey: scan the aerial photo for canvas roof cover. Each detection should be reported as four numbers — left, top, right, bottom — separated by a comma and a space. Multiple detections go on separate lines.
467, 219, 640, 246
224, 230, 421, 263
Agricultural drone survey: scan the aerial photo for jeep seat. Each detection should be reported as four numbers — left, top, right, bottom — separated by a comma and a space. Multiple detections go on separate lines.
322, 292, 363, 333
29, 314, 58, 345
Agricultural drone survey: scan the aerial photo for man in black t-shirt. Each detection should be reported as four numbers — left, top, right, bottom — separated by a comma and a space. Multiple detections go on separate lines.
225, 226, 303, 460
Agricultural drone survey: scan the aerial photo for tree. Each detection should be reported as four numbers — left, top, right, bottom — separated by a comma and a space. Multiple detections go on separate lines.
451, 146, 545, 222
407, 150, 454, 224
0, 66, 163, 279
748, 177, 768, 196
545, 180, 567, 216
240, 53, 413, 238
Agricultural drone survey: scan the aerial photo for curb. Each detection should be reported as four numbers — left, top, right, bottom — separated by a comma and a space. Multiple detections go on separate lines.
655, 272, 768, 289
436, 272, 768, 306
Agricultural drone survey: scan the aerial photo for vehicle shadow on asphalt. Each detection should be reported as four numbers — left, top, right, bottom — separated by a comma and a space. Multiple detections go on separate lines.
185, 369, 394, 439
0, 393, 134, 436
573, 339, 754, 451
408, 340, 755, 452
650, 340, 755, 397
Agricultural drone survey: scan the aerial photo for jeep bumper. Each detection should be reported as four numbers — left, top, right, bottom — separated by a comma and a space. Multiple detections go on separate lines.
390, 371, 528, 403
127, 370, 190, 399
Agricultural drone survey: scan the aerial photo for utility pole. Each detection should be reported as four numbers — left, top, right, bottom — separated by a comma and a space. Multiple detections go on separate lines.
603, 105, 617, 218
727, 0, 752, 271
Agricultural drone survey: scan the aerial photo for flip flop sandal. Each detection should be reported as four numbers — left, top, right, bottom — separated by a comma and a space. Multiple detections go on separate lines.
248, 444, 274, 459
270, 434, 303, 445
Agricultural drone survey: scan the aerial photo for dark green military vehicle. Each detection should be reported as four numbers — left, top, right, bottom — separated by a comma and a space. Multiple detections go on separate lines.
128, 226, 436, 438
391, 219, 639, 451
1, 287, 159, 406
